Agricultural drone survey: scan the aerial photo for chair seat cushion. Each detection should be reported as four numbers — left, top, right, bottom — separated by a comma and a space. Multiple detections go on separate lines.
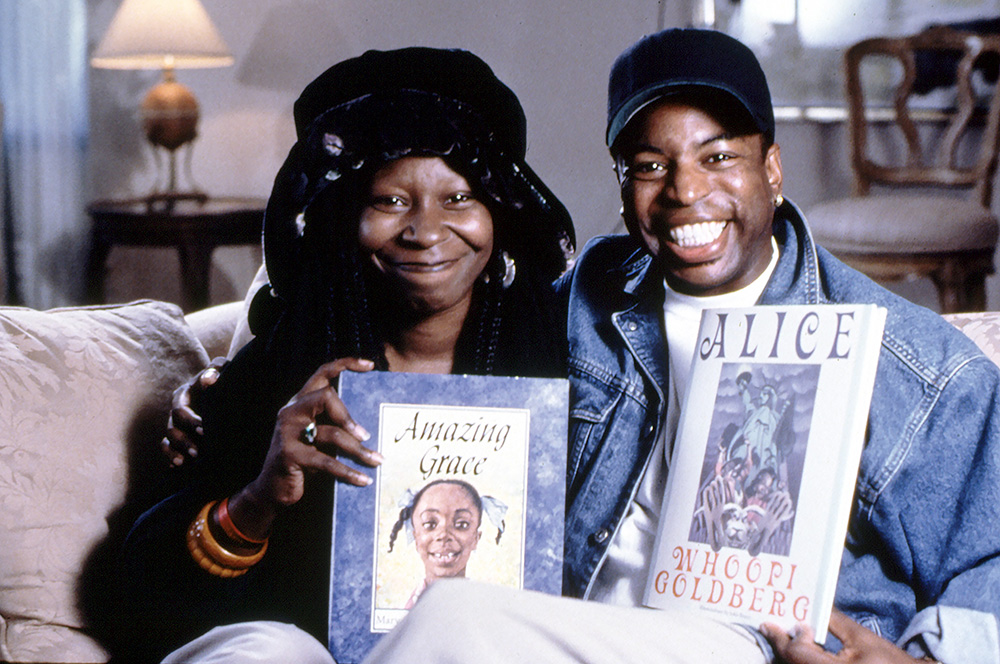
806, 194, 999, 254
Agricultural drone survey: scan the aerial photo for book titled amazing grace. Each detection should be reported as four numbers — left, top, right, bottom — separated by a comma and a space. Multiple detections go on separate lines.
328, 371, 568, 663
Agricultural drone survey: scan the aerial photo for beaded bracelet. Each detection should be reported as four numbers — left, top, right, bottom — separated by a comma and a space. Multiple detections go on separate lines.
186, 501, 268, 578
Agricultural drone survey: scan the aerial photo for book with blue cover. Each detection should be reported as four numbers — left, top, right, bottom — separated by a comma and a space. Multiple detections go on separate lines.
328, 371, 569, 663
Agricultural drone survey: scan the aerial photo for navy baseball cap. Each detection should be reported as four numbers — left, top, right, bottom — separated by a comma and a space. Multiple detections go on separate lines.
606, 28, 774, 148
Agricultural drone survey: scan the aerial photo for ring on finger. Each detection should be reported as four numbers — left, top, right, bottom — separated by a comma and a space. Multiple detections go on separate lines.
301, 421, 318, 445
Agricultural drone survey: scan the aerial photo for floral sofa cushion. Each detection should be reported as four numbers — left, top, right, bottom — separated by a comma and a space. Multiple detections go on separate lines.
0, 301, 208, 663
943, 312, 1000, 364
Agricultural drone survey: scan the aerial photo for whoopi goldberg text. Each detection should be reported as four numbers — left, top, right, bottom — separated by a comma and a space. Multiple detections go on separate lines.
650, 546, 808, 621
390, 410, 513, 480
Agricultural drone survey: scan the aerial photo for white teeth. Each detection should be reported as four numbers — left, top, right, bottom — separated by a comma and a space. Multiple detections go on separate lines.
669, 221, 727, 247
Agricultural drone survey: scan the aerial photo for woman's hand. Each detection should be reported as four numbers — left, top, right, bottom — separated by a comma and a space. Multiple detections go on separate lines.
163, 358, 227, 466
760, 610, 929, 664
229, 358, 384, 539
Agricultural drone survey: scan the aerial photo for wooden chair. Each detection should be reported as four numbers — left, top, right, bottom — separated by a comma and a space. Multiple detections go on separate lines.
807, 26, 1000, 313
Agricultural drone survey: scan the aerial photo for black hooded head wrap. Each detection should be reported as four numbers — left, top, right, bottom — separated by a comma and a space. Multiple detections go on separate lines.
262, 46, 574, 302
253, 47, 574, 384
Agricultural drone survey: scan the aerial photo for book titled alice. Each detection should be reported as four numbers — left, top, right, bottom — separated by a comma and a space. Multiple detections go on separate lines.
328, 371, 569, 663
643, 304, 886, 643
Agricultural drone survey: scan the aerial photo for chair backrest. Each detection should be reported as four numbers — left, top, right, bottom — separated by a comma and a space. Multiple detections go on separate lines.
846, 26, 1000, 206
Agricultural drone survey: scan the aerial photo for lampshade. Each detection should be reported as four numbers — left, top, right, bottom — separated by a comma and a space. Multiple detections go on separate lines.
91, 0, 233, 200
91, 0, 233, 70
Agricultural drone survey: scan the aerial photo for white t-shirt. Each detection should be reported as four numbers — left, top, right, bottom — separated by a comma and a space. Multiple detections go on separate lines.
588, 240, 779, 605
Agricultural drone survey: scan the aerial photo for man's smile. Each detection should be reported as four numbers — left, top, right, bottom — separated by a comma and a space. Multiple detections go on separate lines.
668, 220, 728, 248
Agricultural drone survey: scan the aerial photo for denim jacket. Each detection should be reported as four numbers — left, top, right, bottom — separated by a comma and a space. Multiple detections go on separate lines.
557, 202, 1000, 662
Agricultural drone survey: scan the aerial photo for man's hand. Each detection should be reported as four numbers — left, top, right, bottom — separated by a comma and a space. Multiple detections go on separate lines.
760, 610, 930, 664
162, 358, 226, 466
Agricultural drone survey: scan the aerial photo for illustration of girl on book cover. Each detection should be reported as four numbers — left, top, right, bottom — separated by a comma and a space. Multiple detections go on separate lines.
689, 363, 819, 556
365, 402, 531, 626
385, 479, 508, 608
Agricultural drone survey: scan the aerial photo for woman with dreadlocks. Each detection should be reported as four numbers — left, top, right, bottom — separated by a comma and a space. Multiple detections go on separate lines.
119, 46, 573, 664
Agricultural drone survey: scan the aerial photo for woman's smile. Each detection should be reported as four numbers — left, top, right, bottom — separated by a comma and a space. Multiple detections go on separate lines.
380, 256, 460, 272
359, 157, 494, 315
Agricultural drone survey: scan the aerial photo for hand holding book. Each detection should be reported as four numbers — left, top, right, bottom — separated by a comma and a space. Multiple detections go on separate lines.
227, 357, 382, 541
761, 610, 932, 664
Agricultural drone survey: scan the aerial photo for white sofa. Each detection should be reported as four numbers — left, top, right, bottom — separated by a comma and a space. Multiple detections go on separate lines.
1, 299, 999, 662
0, 299, 242, 663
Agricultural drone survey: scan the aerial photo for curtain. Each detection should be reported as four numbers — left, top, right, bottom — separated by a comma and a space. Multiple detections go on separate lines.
0, 0, 88, 308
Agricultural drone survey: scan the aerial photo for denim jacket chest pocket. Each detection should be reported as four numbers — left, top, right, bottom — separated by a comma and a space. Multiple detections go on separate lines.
566, 359, 660, 505
567, 371, 624, 490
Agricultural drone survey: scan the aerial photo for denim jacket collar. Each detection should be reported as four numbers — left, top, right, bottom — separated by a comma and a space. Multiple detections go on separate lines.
612, 248, 669, 407
760, 201, 826, 306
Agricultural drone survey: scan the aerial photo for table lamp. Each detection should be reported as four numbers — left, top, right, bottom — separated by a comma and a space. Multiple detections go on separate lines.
91, 0, 233, 201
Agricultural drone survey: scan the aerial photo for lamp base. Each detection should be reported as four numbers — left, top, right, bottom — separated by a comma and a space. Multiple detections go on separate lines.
140, 68, 205, 200
141, 72, 199, 151
144, 145, 207, 211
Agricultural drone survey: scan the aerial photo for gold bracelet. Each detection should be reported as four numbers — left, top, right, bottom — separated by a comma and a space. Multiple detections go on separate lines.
187, 531, 246, 578
186, 501, 268, 577
196, 500, 268, 568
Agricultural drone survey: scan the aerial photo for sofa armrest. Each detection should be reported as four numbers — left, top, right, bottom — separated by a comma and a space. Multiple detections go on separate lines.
184, 301, 246, 360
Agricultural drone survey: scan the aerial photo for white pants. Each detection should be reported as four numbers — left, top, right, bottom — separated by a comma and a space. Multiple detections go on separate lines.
363, 579, 771, 664
161, 621, 335, 664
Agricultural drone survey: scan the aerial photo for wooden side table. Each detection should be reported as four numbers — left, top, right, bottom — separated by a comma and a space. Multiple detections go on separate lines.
86, 196, 266, 311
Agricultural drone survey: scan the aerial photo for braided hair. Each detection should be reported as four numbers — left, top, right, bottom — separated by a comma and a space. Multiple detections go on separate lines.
388, 479, 505, 553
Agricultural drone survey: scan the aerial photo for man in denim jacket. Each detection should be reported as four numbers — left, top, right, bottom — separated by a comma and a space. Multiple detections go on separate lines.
368, 29, 1000, 664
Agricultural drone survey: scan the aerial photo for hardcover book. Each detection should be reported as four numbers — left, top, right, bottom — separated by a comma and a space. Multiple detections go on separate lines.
328, 371, 569, 663
643, 304, 886, 643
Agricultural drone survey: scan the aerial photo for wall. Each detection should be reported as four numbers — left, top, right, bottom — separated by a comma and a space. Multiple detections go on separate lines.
86, 0, 683, 306
87, 0, 999, 312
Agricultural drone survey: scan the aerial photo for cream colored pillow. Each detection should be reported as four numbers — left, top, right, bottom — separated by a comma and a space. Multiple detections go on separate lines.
945, 311, 1000, 368
0, 301, 209, 663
